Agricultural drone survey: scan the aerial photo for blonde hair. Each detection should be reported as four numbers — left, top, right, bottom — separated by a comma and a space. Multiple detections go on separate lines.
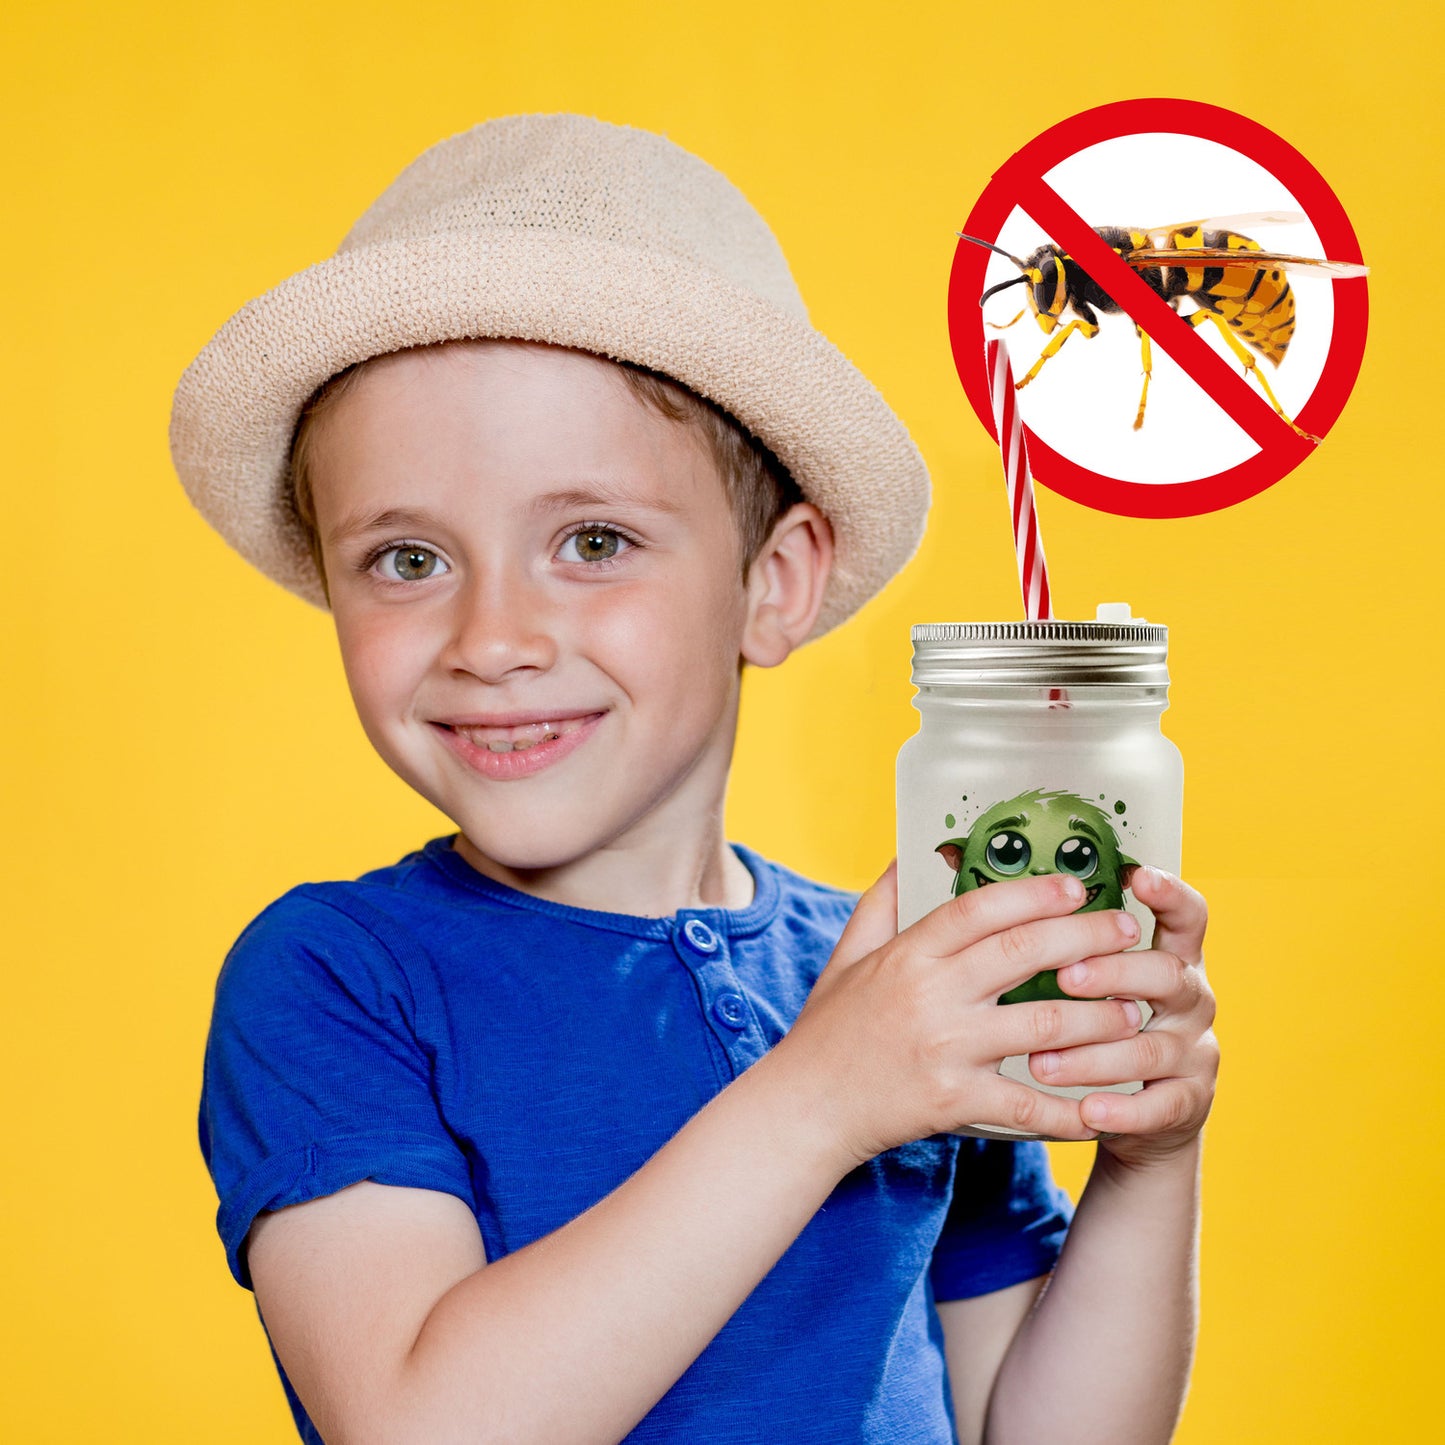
287, 343, 803, 600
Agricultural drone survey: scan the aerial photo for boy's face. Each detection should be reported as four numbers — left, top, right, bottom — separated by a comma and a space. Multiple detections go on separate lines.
306, 342, 769, 879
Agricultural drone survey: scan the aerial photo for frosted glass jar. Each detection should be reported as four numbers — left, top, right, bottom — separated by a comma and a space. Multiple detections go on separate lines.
896, 614, 1182, 1140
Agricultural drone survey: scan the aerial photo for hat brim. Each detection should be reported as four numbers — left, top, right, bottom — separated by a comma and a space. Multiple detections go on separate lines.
169, 230, 930, 639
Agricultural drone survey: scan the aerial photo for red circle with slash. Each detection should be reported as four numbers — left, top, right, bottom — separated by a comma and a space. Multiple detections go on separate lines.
948, 99, 1369, 517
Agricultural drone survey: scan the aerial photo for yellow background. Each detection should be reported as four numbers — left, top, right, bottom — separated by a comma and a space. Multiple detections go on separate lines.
6, 2, 1439, 1439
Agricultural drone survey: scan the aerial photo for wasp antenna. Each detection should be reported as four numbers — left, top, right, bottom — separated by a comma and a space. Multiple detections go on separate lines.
979, 275, 1028, 306
957, 233, 1029, 269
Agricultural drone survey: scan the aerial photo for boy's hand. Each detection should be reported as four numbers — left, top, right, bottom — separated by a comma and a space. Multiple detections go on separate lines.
775, 863, 1149, 1168
1044, 867, 1218, 1168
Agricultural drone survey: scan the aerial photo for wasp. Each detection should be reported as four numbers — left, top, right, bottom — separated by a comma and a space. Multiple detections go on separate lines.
959, 214, 1368, 441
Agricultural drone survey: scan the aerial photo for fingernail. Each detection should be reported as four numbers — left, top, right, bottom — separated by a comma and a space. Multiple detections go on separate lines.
1083, 1096, 1112, 1126
1060, 962, 1089, 989
1121, 998, 1142, 1029
1118, 912, 1140, 941
1060, 876, 1085, 904
1035, 1051, 1061, 1078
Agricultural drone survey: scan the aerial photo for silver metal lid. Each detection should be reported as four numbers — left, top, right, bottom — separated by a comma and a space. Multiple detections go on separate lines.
911, 619, 1169, 688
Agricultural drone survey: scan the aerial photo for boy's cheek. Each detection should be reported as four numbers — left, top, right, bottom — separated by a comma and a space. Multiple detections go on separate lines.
333, 624, 434, 734
592, 579, 747, 670
332, 620, 401, 693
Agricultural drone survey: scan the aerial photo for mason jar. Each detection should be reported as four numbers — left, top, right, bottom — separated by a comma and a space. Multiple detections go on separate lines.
896, 609, 1182, 1140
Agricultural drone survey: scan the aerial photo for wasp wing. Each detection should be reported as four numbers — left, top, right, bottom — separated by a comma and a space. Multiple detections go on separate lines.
1187, 211, 1307, 230
1142, 213, 1307, 246
1124, 246, 1369, 278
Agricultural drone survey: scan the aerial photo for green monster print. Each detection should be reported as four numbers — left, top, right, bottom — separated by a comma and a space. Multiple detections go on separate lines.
936, 788, 1137, 1005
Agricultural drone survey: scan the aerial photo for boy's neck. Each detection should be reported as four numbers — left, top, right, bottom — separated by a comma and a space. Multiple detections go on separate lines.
452, 824, 756, 919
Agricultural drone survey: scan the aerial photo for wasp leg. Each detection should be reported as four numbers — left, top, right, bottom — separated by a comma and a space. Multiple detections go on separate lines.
986, 307, 1027, 331
1014, 317, 1100, 390
1133, 326, 1153, 430
1186, 309, 1319, 444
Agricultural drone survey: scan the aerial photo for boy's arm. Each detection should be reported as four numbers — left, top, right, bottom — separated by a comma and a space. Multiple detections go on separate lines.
983, 1137, 1202, 1444
247, 870, 1144, 1445
936, 1278, 1047, 1445
248, 1054, 844, 1445
936, 1145, 1200, 1445
941, 867, 1216, 1445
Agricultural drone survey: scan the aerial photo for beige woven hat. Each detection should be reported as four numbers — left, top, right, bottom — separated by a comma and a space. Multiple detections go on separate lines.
170, 113, 930, 638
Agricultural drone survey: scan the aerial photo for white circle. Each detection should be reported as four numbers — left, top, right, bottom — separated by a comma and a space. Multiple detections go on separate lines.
976, 133, 1336, 485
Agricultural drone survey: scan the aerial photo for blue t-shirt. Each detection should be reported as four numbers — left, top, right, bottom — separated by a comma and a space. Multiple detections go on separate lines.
200, 837, 1073, 1443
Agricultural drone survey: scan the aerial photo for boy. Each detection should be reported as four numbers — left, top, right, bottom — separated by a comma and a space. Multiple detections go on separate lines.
175, 115, 1217, 1444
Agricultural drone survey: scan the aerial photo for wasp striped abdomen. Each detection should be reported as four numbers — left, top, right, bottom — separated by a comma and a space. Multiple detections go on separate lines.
1159, 226, 1296, 366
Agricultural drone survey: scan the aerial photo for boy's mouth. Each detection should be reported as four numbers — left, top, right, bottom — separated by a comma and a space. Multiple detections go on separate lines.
446, 716, 595, 754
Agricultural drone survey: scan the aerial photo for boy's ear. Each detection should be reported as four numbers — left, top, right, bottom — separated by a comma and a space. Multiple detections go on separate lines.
740, 502, 835, 668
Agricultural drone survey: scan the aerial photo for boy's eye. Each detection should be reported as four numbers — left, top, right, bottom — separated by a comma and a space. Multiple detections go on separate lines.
985, 831, 1030, 875
377, 545, 448, 582
1054, 837, 1099, 879
559, 528, 628, 563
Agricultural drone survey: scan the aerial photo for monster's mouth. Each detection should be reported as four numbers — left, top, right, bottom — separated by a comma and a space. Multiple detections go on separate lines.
969, 868, 1101, 907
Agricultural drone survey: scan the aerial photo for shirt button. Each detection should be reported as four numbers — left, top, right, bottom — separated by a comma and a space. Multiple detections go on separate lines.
712, 992, 747, 1029
682, 919, 719, 954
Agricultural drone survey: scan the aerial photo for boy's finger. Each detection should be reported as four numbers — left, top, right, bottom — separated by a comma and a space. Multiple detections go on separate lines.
1055, 948, 1209, 1016
908, 873, 1089, 960
1026, 1025, 1184, 1090
989, 996, 1145, 1064
965, 907, 1142, 998
961, 1075, 1100, 1143
826, 861, 900, 971
1128, 867, 1207, 963
1076, 1078, 1208, 1138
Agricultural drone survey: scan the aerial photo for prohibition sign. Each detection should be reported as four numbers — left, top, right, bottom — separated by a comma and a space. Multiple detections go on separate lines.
949, 99, 1369, 517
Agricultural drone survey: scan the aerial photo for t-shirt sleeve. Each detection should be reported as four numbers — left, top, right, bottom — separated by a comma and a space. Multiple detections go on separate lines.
929, 1138, 1074, 1302
198, 888, 475, 1289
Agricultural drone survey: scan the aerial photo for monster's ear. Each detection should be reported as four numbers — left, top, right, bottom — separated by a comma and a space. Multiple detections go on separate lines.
1120, 854, 1140, 890
935, 839, 966, 874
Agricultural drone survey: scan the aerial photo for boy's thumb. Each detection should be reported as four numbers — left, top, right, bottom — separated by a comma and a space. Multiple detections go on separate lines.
828, 860, 899, 971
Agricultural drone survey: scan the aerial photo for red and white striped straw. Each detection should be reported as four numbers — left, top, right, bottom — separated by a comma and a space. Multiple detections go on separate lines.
986, 339, 1052, 621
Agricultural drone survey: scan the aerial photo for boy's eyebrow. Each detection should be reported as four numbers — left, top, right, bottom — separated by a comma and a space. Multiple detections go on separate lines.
326, 486, 686, 547
527, 483, 686, 516
326, 507, 439, 547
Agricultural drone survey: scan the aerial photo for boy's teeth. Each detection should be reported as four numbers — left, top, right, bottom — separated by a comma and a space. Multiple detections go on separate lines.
511, 731, 561, 752
456, 719, 583, 752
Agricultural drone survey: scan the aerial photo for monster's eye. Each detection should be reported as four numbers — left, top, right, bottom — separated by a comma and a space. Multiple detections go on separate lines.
1055, 837, 1099, 879
985, 831, 1030, 875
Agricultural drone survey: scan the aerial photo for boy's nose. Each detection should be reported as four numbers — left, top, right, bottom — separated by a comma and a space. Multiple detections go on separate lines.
441, 569, 559, 683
